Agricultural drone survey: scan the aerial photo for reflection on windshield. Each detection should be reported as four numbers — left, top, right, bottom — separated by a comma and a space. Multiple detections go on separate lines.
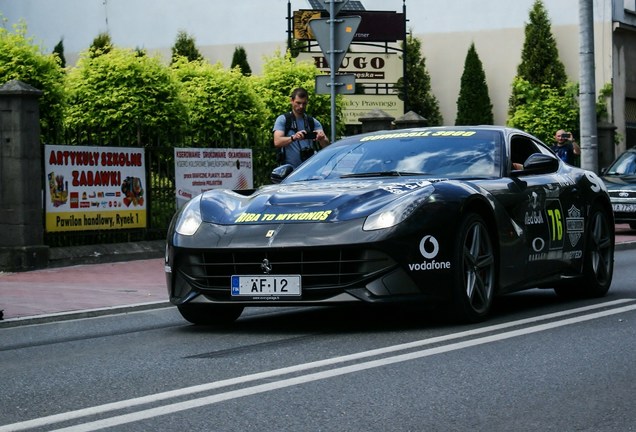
607, 152, 636, 175
286, 132, 501, 182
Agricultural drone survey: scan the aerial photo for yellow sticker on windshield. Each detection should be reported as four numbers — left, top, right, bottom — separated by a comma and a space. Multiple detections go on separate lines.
360, 130, 476, 141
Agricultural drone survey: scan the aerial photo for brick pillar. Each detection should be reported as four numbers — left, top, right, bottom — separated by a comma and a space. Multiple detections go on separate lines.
0, 80, 49, 271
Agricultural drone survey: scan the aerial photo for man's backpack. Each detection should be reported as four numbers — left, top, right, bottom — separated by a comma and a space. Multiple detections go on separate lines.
275, 112, 316, 164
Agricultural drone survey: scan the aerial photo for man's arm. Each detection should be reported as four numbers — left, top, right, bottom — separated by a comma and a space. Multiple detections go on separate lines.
273, 129, 295, 148
569, 132, 581, 155
314, 129, 329, 148
311, 118, 330, 148
273, 114, 297, 149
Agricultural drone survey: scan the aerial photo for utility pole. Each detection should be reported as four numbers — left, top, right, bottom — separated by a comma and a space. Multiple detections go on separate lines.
402, 0, 408, 114
310, 0, 359, 142
579, 0, 598, 173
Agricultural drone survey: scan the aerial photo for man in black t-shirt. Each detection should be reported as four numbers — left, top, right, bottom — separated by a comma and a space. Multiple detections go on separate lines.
551, 129, 580, 165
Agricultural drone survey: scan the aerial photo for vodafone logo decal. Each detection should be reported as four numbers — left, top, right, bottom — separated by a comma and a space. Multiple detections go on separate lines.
419, 235, 439, 259
410, 235, 451, 272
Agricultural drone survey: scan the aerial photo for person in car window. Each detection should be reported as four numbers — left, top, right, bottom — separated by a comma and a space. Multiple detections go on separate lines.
551, 129, 580, 165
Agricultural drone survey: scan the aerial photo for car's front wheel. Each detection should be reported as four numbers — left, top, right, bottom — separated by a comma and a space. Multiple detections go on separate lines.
555, 204, 614, 298
451, 213, 496, 323
177, 304, 244, 325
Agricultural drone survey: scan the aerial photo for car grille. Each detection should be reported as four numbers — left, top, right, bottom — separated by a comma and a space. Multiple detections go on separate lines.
608, 190, 636, 200
175, 247, 397, 299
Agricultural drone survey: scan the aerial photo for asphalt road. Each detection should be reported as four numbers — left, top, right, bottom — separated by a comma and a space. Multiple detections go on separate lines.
1, 249, 635, 432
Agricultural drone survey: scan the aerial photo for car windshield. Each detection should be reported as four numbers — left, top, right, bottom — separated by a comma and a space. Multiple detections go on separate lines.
605, 151, 636, 175
285, 129, 503, 182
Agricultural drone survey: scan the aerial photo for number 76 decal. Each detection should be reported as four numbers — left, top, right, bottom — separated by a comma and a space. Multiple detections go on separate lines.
547, 208, 563, 241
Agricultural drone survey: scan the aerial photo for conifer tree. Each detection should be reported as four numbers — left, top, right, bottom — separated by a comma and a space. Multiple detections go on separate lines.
53, 39, 66, 68
517, 0, 567, 88
396, 33, 443, 125
231, 46, 252, 76
89, 32, 112, 58
509, 0, 568, 115
455, 43, 493, 125
506, 0, 578, 144
287, 38, 308, 58
171, 30, 203, 64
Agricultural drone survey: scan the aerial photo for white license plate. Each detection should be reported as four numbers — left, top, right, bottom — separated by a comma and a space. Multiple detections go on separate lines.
613, 203, 636, 213
231, 275, 301, 297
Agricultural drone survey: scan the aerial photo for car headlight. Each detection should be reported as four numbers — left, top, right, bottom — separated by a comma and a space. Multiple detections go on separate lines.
363, 185, 434, 231
175, 194, 202, 235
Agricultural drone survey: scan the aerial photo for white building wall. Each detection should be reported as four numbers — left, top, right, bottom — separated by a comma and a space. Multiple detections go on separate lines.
416, 18, 613, 125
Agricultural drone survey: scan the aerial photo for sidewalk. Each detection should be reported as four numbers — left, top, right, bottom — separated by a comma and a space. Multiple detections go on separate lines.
615, 223, 636, 251
0, 258, 167, 326
1, 226, 635, 326
0, 241, 167, 327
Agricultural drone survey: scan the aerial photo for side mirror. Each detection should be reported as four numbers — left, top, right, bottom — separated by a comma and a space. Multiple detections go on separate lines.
514, 153, 559, 176
270, 164, 294, 184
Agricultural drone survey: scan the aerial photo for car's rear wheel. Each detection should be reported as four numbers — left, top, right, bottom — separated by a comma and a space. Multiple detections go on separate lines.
451, 213, 496, 322
554, 204, 614, 298
177, 304, 244, 325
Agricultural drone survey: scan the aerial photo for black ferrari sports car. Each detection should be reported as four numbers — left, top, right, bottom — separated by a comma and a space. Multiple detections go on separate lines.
602, 147, 636, 228
165, 126, 615, 324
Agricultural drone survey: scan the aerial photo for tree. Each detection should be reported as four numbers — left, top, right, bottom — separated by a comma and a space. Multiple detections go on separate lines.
455, 43, 493, 125
517, 0, 567, 88
171, 57, 266, 144
287, 38, 308, 59
509, 0, 568, 115
396, 33, 443, 125
507, 78, 579, 144
507, 0, 577, 145
64, 47, 185, 145
53, 39, 66, 68
89, 32, 112, 58
0, 20, 65, 141
230, 46, 252, 76
171, 30, 202, 64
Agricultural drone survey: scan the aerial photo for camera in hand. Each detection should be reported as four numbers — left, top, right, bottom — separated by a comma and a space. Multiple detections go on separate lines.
560, 133, 570, 139
303, 130, 317, 140
300, 146, 316, 161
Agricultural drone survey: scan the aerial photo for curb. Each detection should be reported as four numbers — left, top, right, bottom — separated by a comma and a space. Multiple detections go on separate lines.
0, 301, 171, 328
616, 240, 636, 251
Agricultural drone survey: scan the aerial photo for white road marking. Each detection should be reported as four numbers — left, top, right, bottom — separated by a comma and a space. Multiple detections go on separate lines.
2, 299, 634, 432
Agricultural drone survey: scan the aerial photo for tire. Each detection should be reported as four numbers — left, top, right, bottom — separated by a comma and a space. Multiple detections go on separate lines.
555, 204, 614, 298
451, 213, 496, 323
177, 304, 244, 325
629, 222, 636, 230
